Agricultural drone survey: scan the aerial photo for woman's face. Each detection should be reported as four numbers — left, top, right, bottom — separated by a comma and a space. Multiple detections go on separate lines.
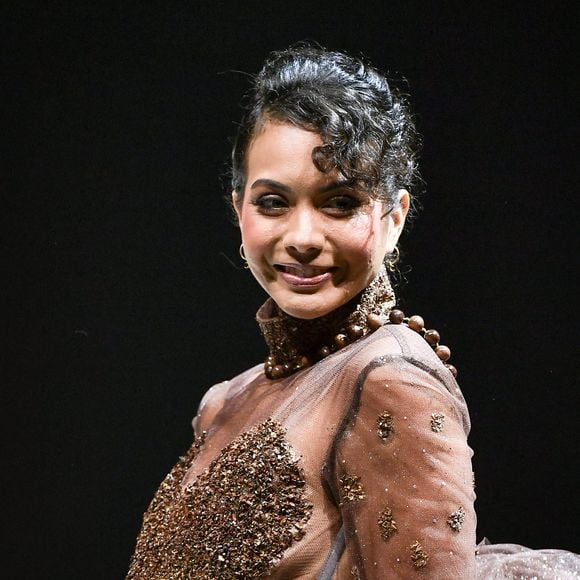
234, 121, 408, 320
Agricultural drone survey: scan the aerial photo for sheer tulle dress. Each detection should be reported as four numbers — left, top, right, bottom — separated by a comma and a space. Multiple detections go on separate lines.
127, 270, 579, 579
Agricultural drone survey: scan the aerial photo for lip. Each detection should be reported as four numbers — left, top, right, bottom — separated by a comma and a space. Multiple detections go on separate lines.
275, 263, 335, 287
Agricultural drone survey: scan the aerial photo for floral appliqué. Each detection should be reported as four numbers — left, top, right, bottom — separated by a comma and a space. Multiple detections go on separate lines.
377, 411, 394, 440
339, 474, 366, 503
430, 412, 445, 433
409, 540, 429, 569
447, 506, 466, 532
378, 506, 398, 540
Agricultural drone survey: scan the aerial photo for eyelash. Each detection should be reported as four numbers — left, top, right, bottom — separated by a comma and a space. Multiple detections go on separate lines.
252, 194, 362, 215
252, 195, 287, 213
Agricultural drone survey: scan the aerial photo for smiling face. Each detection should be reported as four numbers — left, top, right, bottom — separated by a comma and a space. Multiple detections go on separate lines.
234, 121, 408, 320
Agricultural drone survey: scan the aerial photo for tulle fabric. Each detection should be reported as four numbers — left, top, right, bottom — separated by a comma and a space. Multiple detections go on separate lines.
476, 539, 580, 579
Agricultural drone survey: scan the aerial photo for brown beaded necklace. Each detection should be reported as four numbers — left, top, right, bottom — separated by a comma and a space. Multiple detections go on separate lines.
387, 309, 457, 377
263, 307, 456, 380
258, 268, 456, 380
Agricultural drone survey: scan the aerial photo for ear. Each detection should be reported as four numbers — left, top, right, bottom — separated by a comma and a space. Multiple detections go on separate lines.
232, 191, 242, 224
386, 189, 410, 250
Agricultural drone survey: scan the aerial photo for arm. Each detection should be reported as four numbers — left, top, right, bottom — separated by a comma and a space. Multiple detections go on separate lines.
333, 357, 476, 579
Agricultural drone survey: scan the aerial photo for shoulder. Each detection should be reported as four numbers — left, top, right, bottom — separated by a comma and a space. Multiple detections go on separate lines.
350, 324, 470, 433
192, 363, 263, 435
363, 322, 447, 364
355, 323, 458, 390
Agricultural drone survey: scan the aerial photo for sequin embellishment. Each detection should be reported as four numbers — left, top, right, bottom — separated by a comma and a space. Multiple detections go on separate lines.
377, 411, 394, 440
126, 420, 312, 579
377, 506, 398, 540
447, 506, 466, 532
409, 541, 429, 569
350, 565, 361, 579
339, 474, 366, 503
430, 412, 445, 433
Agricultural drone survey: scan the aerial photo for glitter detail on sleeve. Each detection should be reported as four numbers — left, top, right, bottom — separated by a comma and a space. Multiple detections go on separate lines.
126, 419, 312, 579
339, 474, 366, 503
377, 506, 398, 540
430, 412, 445, 433
377, 411, 394, 440
447, 506, 466, 532
409, 541, 429, 569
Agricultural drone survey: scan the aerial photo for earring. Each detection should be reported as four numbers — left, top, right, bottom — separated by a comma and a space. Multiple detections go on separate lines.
239, 244, 249, 269
385, 245, 400, 272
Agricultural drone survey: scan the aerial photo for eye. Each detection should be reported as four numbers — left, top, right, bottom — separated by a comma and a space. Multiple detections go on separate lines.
323, 195, 362, 215
252, 194, 288, 215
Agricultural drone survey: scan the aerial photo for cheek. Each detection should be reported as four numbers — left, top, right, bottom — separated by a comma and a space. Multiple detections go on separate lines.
240, 214, 275, 256
337, 215, 384, 262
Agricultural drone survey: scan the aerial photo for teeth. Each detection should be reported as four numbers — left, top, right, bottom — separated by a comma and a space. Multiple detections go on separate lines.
283, 265, 328, 277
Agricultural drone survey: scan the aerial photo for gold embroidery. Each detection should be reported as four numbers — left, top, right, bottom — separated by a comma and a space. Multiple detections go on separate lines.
339, 474, 366, 503
377, 411, 394, 440
378, 506, 398, 540
447, 506, 466, 532
127, 420, 312, 579
430, 412, 445, 433
409, 540, 429, 569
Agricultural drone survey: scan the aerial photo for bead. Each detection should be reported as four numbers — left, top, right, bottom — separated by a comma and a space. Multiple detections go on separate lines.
424, 329, 440, 346
367, 313, 383, 330
271, 365, 284, 379
282, 363, 291, 373
435, 345, 451, 361
445, 364, 458, 377
318, 346, 331, 358
297, 356, 310, 368
346, 324, 364, 340
388, 309, 405, 324
334, 333, 348, 349
408, 315, 425, 332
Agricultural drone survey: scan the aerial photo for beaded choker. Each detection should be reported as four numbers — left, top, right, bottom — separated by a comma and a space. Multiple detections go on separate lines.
257, 267, 456, 380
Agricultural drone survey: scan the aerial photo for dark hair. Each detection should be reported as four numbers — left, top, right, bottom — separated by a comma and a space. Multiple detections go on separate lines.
231, 43, 420, 211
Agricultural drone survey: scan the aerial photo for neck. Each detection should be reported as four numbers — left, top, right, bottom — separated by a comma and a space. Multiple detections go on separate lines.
257, 266, 396, 379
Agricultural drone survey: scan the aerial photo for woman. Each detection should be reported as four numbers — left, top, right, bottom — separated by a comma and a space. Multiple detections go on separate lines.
127, 45, 578, 579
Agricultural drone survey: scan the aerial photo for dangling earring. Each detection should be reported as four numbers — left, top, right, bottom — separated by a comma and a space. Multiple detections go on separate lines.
385, 245, 400, 272
239, 244, 249, 269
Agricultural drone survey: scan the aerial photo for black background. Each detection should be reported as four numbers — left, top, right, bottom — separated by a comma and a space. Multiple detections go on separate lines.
3, 2, 578, 578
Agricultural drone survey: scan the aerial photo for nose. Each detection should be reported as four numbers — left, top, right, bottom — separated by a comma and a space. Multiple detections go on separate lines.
283, 206, 324, 263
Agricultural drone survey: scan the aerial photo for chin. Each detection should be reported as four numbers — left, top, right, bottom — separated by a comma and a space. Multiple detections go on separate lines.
274, 290, 351, 320
279, 306, 327, 320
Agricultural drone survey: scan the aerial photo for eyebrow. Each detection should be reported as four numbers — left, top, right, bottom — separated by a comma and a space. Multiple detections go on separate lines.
250, 178, 354, 193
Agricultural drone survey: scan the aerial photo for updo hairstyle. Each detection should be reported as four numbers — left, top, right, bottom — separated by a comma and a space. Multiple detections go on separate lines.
230, 43, 420, 212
